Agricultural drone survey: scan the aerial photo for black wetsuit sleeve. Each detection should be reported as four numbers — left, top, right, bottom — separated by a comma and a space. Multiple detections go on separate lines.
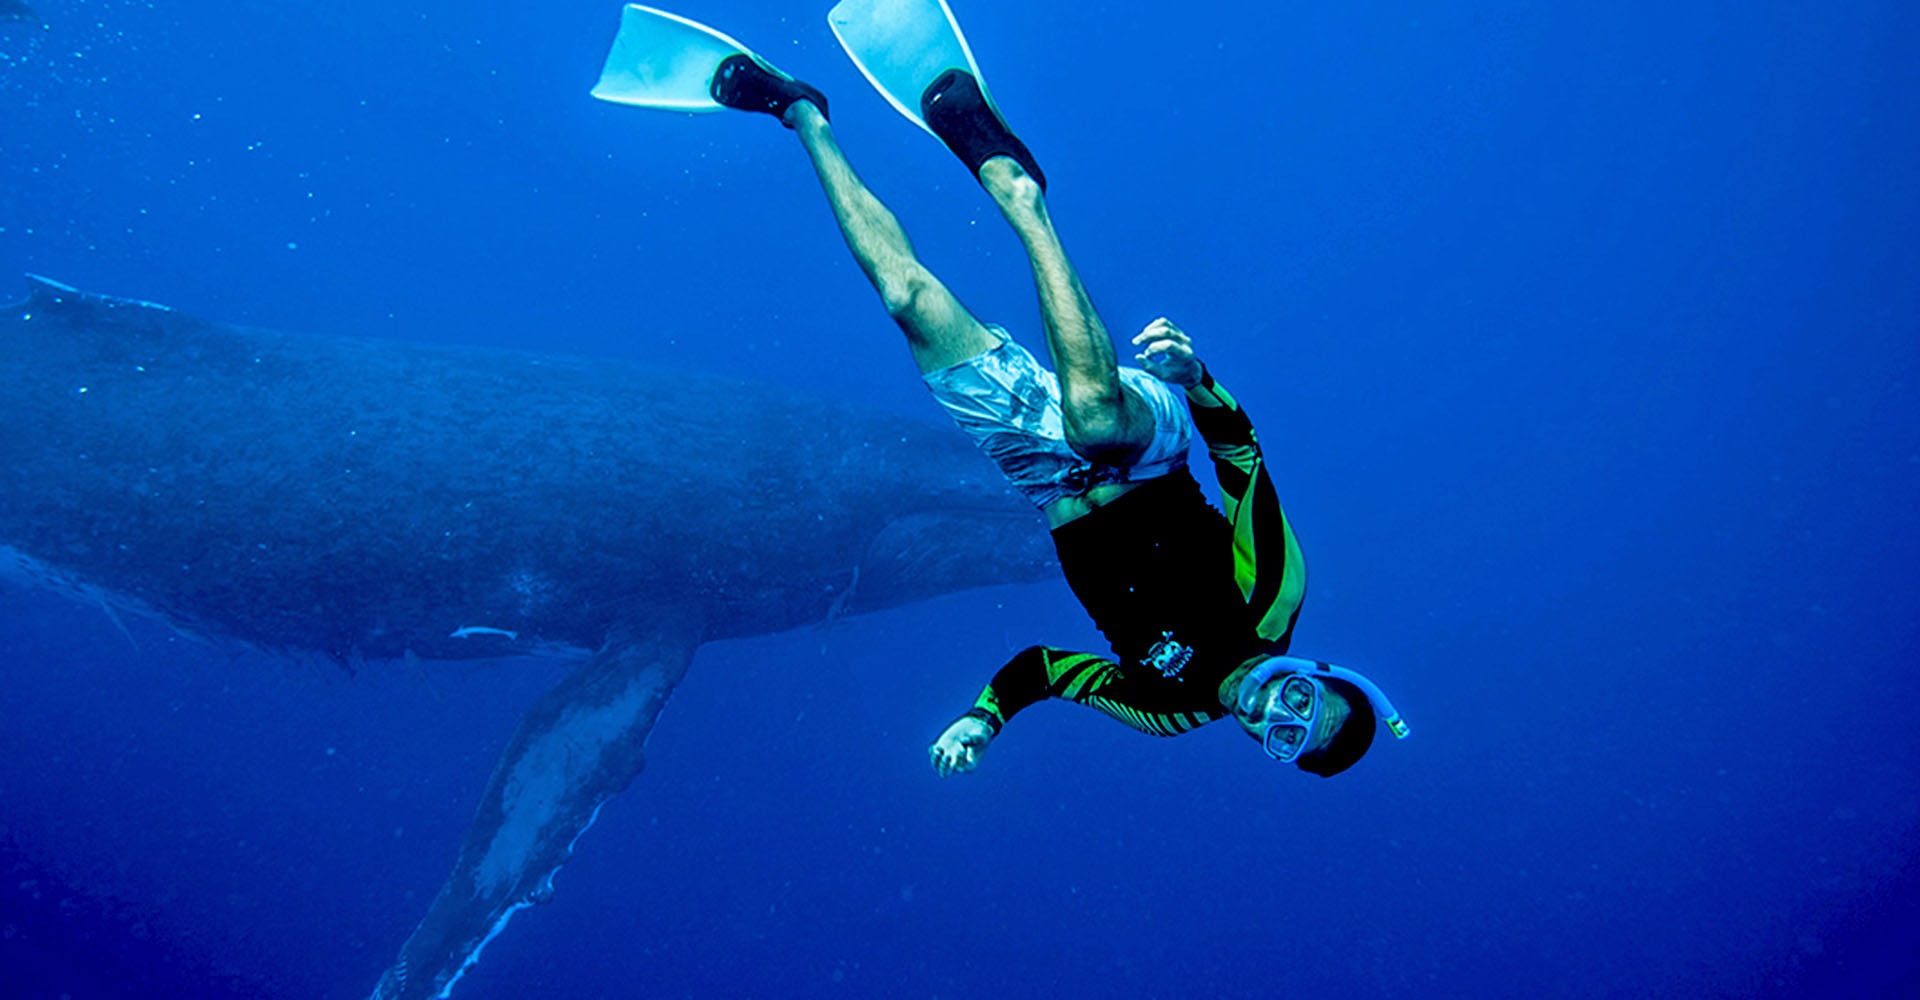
1183, 367, 1307, 645
966, 646, 1224, 738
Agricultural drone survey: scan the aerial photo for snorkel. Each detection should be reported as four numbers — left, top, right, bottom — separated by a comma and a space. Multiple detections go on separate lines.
1235, 655, 1411, 758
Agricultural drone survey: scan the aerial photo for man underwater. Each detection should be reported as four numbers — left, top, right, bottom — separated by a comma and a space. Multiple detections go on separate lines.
595, 0, 1408, 778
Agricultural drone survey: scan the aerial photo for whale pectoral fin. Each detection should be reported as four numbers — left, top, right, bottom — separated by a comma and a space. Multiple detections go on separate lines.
371, 618, 702, 1000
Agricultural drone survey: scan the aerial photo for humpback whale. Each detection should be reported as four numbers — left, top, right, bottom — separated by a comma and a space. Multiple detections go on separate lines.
0, 276, 1056, 999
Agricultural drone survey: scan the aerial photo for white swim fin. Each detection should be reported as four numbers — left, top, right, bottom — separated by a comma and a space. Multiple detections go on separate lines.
826, 0, 998, 135
591, 4, 777, 113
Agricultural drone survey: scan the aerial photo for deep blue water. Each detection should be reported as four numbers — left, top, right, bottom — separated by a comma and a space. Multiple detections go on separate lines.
4, 1, 1917, 998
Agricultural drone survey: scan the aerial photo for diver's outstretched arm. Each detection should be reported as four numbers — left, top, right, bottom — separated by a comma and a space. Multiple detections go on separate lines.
785, 101, 1000, 374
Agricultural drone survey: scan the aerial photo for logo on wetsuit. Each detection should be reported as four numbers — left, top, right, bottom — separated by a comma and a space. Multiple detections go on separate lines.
1143, 631, 1194, 681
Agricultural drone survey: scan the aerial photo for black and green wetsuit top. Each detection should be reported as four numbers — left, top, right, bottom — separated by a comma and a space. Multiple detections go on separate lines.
966, 369, 1307, 738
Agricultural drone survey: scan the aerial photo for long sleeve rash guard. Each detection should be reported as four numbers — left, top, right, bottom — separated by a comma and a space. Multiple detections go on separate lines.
964, 369, 1308, 738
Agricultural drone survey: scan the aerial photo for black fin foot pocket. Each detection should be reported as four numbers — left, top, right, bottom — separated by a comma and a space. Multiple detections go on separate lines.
920, 69, 1046, 192
710, 54, 828, 127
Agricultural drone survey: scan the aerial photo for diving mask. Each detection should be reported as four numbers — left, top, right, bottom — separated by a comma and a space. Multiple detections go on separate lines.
1245, 672, 1323, 763
1235, 655, 1411, 764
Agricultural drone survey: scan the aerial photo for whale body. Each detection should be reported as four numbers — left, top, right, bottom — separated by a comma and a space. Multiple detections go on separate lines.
0, 276, 1055, 999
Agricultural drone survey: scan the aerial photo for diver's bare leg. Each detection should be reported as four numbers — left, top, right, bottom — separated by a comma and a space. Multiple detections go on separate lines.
787, 102, 998, 373
977, 157, 1154, 465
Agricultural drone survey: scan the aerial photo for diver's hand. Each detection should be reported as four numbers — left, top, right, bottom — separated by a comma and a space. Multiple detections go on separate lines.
1132, 318, 1203, 388
929, 714, 994, 777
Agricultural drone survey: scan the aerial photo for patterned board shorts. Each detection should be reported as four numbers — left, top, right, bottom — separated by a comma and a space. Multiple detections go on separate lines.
922, 329, 1194, 510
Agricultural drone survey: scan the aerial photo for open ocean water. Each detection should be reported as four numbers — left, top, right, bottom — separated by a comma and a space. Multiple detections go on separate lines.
3, 1, 1916, 997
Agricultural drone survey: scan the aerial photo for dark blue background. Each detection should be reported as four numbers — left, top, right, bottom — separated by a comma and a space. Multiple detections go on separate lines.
4, 1, 1917, 997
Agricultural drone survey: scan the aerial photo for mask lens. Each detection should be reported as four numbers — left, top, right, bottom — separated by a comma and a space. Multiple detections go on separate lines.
1278, 676, 1318, 719
1264, 723, 1308, 762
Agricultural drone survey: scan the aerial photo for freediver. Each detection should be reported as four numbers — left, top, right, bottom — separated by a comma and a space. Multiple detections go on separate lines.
594, 0, 1410, 779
